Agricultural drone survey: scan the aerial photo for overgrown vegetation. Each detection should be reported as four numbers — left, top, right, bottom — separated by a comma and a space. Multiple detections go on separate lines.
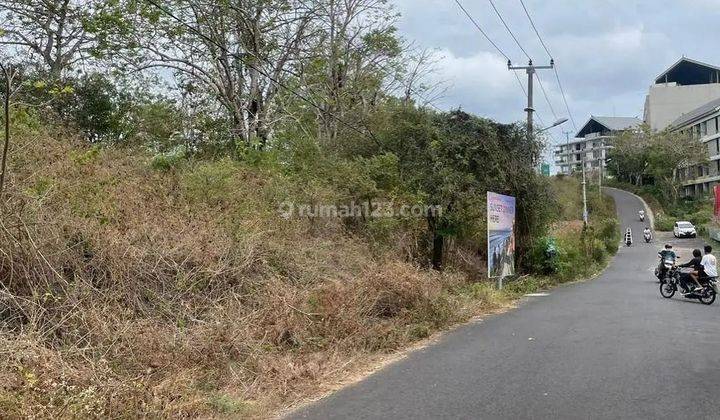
526, 176, 619, 281
0, 0, 619, 417
0, 116, 619, 418
0, 119, 530, 418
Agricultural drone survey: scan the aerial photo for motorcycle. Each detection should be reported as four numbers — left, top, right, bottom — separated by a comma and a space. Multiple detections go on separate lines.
624, 228, 633, 247
655, 255, 677, 284
639, 212, 645, 222
644, 231, 652, 243
660, 273, 718, 305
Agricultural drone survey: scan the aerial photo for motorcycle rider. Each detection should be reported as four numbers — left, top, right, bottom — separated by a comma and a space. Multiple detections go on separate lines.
639, 209, 645, 221
679, 248, 705, 292
643, 226, 652, 241
624, 228, 633, 246
657, 244, 676, 279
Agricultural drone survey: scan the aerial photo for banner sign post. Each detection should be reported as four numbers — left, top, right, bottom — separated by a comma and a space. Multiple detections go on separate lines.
714, 185, 720, 221
487, 192, 516, 289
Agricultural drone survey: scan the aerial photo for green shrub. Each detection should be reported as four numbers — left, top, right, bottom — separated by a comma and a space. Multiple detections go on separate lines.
591, 238, 607, 264
181, 158, 236, 205
655, 214, 675, 231
526, 236, 560, 275
597, 218, 620, 254
689, 209, 713, 226
150, 145, 187, 171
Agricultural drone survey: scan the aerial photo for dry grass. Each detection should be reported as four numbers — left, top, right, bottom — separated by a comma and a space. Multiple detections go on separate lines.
0, 127, 508, 418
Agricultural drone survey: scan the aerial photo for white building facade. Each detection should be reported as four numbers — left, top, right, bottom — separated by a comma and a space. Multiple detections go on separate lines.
644, 58, 720, 131
554, 116, 642, 175
670, 98, 720, 196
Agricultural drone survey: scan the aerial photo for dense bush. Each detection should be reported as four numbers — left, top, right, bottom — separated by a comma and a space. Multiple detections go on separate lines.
655, 214, 675, 231
525, 177, 619, 280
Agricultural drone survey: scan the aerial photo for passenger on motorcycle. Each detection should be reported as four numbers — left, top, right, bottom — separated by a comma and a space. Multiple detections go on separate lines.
701, 245, 717, 279
679, 248, 705, 292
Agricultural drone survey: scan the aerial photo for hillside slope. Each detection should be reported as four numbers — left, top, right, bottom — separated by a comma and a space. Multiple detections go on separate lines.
0, 128, 514, 418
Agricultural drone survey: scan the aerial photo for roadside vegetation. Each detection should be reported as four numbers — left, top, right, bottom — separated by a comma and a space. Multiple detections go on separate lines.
0, 121, 617, 417
514, 175, 619, 294
0, 0, 618, 417
605, 125, 714, 234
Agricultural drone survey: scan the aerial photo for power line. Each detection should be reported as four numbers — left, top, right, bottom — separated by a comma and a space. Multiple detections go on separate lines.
518, 0, 577, 131
453, 0, 510, 62
453, 0, 555, 144
518, 0, 552, 59
487, 0, 531, 61
535, 72, 558, 120
485, 0, 559, 142
553, 66, 577, 131
142, 0, 382, 145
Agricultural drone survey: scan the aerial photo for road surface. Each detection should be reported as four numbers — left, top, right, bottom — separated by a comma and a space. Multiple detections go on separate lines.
288, 188, 720, 420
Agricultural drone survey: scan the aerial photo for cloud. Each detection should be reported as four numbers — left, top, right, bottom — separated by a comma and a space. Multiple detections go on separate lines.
394, 0, 720, 129
392, 0, 720, 169
426, 49, 524, 120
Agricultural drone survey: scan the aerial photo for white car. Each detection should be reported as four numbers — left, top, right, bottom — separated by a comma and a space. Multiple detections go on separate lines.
673, 221, 697, 238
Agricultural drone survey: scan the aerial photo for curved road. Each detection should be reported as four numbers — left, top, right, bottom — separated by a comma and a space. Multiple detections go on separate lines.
289, 188, 720, 420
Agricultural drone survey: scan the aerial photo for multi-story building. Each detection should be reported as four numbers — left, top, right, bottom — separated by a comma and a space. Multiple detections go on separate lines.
644, 57, 720, 131
554, 116, 643, 175
670, 97, 720, 196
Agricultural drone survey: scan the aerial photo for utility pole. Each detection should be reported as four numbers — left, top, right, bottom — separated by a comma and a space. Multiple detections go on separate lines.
582, 156, 588, 226
598, 158, 603, 197
508, 59, 554, 141
563, 130, 573, 174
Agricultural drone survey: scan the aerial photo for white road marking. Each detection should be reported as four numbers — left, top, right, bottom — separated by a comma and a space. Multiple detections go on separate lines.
525, 293, 550, 297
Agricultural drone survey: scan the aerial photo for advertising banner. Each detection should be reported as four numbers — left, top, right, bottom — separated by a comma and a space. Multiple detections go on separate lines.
715, 185, 720, 220
487, 192, 516, 278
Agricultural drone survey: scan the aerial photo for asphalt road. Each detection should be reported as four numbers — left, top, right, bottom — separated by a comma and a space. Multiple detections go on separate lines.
288, 188, 720, 420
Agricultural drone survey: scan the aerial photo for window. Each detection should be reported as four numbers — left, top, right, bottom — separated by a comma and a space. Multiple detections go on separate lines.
716, 160, 720, 174
702, 121, 708, 136
716, 138, 719, 155
716, 117, 719, 134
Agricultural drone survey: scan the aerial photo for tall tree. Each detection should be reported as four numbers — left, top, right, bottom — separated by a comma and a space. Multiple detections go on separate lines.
0, 0, 104, 79
113, 0, 316, 149
302, 0, 402, 145
608, 125, 706, 201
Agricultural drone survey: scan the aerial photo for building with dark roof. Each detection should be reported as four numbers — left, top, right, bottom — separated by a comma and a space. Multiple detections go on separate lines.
644, 58, 720, 130
554, 116, 642, 175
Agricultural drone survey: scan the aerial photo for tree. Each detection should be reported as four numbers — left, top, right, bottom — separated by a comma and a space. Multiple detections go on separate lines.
299, 0, 402, 145
608, 125, 706, 201
378, 106, 551, 270
0, 0, 105, 79
111, 0, 316, 150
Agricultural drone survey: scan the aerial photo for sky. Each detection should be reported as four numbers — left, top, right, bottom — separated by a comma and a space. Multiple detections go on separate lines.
392, 0, 720, 167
